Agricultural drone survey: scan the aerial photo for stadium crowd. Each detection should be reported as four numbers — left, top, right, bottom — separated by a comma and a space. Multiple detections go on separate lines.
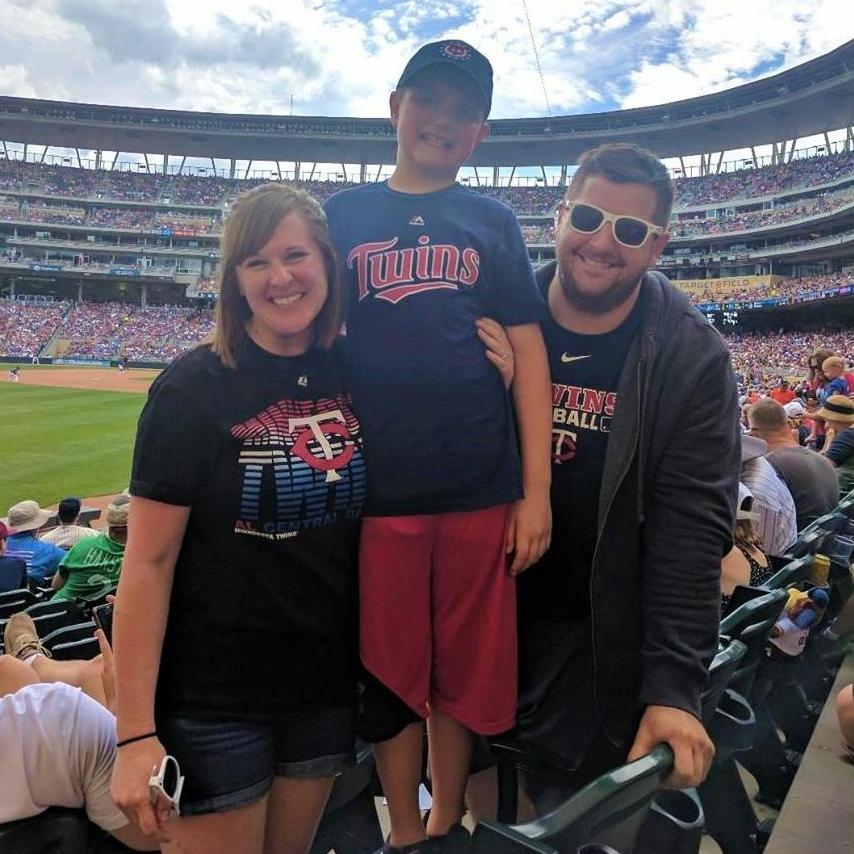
4, 272, 854, 364
0, 299, 71, 356
678, 272, 854, 305
671, 185, 854, 238
56, 302, 215, 362
2, 147, 854, 225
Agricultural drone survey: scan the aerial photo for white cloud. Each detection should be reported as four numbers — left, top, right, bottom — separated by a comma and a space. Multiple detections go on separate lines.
0, 0, 849, 125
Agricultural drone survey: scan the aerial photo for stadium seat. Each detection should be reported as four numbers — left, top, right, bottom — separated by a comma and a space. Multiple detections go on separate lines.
783, 528, 827, 560
0, 588, 39, 611
698, 590, 787, 854
30, 610, 83, 639
24, 599, 82, 621
700, 637, 748, 730
0, 598, 32, 622
471, 745, 674, 854
50, 637, 100, 662
763, 554, 813, 590
42, 622, 97, 656
719, 589, 788, 700
799, 511, 849, 538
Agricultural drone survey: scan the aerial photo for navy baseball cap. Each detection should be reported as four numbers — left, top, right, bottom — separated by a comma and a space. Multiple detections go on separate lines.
397, 40, 493, 116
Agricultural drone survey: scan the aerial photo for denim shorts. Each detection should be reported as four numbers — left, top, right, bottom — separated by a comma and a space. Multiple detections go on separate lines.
157, 706, 356, 816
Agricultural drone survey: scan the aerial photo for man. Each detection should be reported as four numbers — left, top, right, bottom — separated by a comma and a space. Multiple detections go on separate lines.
0, 521, 27, 594
748, 398, 838, 530
52, 495, 128, 603
740, 434, 798, 558
4, 500, 66, 584
511, 143, 739, 804
41, 496, 99, 550
770, 378, 796, 405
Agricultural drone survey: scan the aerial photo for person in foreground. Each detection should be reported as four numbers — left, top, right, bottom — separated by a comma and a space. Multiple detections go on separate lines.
110, 185, 366, 854
471, 143, 739, 817
1, 622, 158, 850
324, 40, 552, 852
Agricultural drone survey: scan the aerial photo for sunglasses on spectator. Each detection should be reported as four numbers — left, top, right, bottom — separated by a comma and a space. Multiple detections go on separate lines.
148, 754, 184, 817
558, 200, 665, 248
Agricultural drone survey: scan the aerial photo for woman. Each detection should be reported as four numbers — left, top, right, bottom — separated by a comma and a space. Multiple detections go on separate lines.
721, 483, 775, 612
110, 184, 363, 854
110, 184, 514, 854
806, 348, 833, 395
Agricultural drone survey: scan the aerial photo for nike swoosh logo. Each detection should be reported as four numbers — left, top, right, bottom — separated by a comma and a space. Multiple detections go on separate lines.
561, 354, 591, 364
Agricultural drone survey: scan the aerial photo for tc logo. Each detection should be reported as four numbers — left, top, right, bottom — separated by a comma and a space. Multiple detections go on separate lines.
289, 411, 354, 483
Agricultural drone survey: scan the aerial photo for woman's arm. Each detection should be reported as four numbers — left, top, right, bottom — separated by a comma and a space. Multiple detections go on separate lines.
111, 495, 190, 840
505, 323, 552, 575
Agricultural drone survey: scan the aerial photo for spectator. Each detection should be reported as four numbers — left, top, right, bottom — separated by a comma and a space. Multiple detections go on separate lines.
4, 500, 66, 583
470, 143, 736, 821
0, 521, 27, 594
739, 434, 798, 558
52, 495, 129, 604
41, 496, 100, 549
0, 622, 158, 850
770, 379, 796, 405
818, 395, 854, 495
720, 483, 774, 611
111, 184, 365, 852
747, 399, 839, 530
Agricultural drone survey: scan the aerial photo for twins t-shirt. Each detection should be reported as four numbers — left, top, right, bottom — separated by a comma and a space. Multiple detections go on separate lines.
131, 339, 365, 719
518, 266, 641, 622
324, 182, 545, 516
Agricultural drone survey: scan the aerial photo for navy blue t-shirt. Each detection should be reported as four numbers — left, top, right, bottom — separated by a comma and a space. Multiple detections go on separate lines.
324, 182, 545, 516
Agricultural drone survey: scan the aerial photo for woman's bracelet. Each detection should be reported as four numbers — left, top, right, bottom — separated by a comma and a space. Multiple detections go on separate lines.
116, 731, 158, 749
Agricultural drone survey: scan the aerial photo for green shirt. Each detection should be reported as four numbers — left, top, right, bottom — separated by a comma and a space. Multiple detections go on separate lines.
53, 533, 125, 603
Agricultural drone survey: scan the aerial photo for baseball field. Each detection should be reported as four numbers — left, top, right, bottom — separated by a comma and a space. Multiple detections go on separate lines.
1, 364, 161, 513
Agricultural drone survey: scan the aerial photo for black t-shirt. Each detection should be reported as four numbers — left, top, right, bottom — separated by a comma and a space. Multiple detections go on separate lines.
518, 277, 641, 622
131, 338, 365, 721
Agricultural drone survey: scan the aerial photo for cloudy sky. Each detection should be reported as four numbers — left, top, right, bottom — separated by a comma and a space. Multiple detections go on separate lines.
0, 0, 851, 121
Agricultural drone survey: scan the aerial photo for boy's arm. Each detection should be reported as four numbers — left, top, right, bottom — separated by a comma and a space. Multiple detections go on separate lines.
505, 322, 552, 575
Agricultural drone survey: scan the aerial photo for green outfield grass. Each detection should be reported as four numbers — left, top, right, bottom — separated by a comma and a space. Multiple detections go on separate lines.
0, 384, 146, 511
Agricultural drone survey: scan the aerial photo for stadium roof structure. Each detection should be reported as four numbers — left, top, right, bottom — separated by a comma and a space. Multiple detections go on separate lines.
0, 40, 853, 167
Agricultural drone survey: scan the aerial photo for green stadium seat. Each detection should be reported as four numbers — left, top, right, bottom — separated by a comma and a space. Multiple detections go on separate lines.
471, 745, 674, 854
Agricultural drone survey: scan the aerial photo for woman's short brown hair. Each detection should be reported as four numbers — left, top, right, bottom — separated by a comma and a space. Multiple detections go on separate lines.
210, 183, 342, 368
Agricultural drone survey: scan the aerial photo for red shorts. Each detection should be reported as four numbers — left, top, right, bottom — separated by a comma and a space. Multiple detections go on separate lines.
359, 504, 516, 735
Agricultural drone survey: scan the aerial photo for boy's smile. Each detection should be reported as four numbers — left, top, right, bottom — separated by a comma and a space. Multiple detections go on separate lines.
390, 70, 489, 184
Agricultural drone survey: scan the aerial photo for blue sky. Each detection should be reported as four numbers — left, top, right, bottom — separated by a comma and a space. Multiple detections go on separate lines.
0, 0, 850, 120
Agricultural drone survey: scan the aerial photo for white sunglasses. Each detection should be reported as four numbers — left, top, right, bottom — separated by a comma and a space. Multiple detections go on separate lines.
558, 200, 664, 248
148, 754, 184, 817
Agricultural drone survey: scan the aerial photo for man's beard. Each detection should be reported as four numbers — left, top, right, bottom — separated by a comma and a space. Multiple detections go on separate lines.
558, 261, 643, 315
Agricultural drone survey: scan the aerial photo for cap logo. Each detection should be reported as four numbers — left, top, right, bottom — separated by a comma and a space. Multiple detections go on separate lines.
441, 42, 471, 61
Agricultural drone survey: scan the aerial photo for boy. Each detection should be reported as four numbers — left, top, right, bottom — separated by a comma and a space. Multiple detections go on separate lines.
324, 40, 552, 852
821, 356, 850, 401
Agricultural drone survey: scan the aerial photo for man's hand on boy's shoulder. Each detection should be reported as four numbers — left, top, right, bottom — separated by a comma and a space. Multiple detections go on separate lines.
506, 486, 551, 575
